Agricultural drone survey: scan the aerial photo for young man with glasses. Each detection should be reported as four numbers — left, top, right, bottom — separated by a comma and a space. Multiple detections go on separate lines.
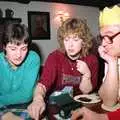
98, 5, 120, 109
71, 4, 120, 120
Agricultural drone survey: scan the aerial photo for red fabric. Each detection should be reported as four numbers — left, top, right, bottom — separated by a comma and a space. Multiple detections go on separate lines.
39, 49, 99, 96
107, 109, 120, 120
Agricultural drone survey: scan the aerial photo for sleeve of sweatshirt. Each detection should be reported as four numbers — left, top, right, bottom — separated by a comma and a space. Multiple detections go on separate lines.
107, 109, 120, 120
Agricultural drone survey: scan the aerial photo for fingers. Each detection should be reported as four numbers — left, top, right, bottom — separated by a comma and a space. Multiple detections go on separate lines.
76, 60, 90, 75
34, 105, 40, 120
28, 104, 36, 119
29, 106, 39, 120
28, 101, 45, 120
35, 113, 39, 120
71, 108, 84, 120
98, 46, 107, 56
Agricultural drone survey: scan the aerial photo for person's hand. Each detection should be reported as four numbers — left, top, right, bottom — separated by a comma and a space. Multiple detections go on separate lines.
98, 45, 117, 63
76, 60, 91, 76
71, 107, 108, 120
1, 112, 22, 120
27, 99, 46, 120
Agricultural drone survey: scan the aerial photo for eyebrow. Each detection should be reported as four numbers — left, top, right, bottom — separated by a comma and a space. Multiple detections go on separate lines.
8, 45, 28, 48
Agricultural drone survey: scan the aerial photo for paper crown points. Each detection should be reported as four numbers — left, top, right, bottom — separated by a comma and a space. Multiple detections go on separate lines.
99, 5, 120, 27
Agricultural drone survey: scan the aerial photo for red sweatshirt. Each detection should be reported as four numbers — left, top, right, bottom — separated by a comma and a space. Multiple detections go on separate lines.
108, 109, 120, 120
39, 49, 99, 96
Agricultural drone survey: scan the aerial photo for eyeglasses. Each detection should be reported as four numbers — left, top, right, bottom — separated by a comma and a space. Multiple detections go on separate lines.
100, 32, 120, 44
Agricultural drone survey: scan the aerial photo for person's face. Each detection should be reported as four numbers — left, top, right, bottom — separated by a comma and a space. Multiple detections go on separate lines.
100, 25, 120, 57
35, 16, 43, 27
5, 43, 28, 66
64, 34, 83, 60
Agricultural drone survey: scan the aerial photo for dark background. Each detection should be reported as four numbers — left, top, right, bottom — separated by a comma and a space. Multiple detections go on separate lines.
0, 0, 120, 9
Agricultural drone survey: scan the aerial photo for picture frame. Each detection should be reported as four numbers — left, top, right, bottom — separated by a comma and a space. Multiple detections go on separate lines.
28, 11, 50, 40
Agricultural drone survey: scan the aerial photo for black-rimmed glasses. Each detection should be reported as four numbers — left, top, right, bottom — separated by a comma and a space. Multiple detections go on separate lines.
100, 32, 120, 44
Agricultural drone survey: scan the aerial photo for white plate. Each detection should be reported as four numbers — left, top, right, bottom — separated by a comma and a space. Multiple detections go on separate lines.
101, 103, 120, 112
74, 93, 101, 104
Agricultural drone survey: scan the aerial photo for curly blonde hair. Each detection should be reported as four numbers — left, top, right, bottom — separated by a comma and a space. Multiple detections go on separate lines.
57, 18, 93, 57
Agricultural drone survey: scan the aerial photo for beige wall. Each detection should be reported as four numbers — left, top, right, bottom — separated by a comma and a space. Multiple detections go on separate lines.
0, 1, 99, 64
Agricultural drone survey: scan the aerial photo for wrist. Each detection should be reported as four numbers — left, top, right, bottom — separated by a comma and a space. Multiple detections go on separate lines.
33, 95, 44, 102
35, 83, 46, 97
82, 75, 91, 80
33, 83, 46, 102
82, 72, 91, 79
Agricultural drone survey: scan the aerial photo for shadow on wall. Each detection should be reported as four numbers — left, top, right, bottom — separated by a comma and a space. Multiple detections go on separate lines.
30, 42, 44, 75
30, 42, 43, 61
91, 35, 105, 92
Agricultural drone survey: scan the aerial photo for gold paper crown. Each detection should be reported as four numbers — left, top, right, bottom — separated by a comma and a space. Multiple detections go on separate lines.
99, 5, 120, 27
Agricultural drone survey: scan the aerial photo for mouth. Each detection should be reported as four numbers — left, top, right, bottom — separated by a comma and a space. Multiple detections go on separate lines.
68, 49, 74, 53
14, 58, 22, 62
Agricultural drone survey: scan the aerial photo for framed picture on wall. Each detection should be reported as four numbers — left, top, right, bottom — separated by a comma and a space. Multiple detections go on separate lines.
28, 11, 50, 40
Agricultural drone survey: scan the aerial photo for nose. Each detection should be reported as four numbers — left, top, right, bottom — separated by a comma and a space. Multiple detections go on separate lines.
16, 50, 21, 58
69, 39, 73, 47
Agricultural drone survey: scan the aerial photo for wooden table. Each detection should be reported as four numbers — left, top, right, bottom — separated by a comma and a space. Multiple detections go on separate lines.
46, 101, 108, 120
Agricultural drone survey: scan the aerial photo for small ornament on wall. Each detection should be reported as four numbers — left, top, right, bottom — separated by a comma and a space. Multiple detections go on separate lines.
5, 9, 14, 18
